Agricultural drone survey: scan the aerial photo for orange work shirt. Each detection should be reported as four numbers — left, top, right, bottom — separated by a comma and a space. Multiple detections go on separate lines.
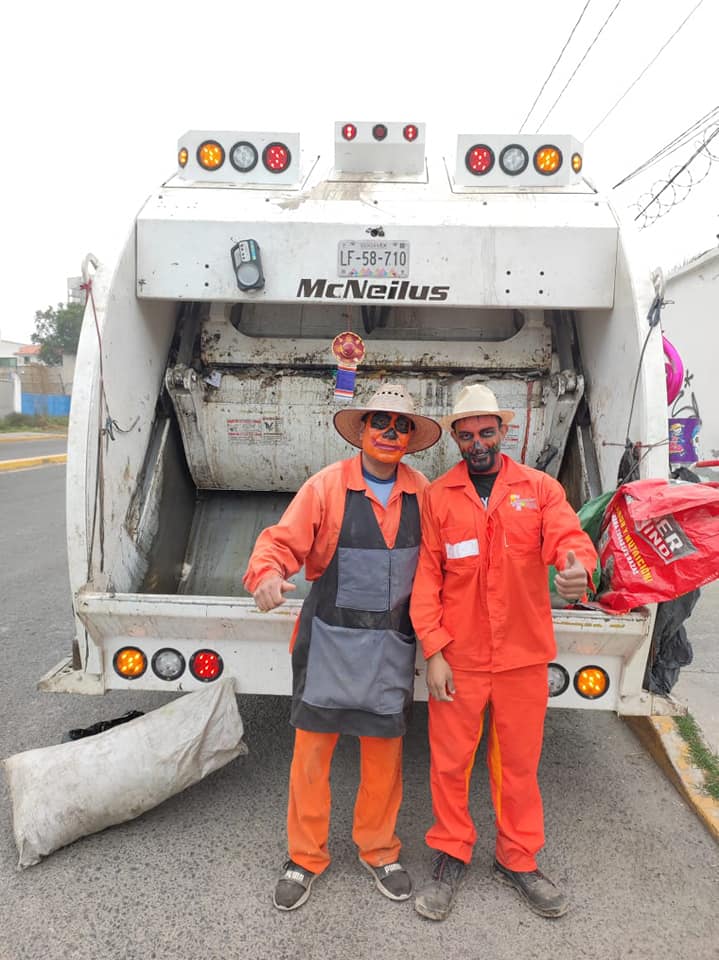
410, 455, 598, 672
243, 454, 429, 594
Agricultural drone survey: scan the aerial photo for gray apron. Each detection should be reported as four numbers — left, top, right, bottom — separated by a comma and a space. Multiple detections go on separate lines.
290, 485, 420, 737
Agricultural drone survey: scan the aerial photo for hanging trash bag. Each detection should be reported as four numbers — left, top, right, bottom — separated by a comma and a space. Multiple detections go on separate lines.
596, 479, 719, 614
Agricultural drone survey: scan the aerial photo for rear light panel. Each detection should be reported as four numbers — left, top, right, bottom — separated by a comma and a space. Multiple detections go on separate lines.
334, 121, 425, 176
454, 134, 583, 187
176, 130, 300, 185
111, 645, 226, 685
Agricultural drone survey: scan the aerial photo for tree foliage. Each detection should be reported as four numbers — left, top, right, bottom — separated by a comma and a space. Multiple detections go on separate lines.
31, 301, 84, 365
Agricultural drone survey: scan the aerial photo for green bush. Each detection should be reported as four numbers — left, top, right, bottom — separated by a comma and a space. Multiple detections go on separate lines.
0, 413, 69, 432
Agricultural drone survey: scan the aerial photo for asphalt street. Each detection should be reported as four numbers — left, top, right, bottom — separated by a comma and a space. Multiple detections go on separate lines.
0, 437, 68, 461
0, 463, 717, 960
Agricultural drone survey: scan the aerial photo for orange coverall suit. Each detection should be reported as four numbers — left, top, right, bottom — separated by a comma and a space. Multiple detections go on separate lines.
243, 454, 428, 875
410, 454, 597, 870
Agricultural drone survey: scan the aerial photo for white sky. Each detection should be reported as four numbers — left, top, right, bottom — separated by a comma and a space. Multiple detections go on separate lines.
2, 0, 717, 343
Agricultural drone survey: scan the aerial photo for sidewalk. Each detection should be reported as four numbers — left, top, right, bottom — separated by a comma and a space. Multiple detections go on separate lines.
633, 578, 719, 841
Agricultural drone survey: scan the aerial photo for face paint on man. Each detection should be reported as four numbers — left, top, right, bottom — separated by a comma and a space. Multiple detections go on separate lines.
361, 412, 413, 464
452, 415, 507, 475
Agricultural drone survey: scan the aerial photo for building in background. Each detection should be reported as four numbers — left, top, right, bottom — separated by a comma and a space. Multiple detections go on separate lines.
15, 344, 42, 366
663, 246, 719, 461
67, 276, 84, 305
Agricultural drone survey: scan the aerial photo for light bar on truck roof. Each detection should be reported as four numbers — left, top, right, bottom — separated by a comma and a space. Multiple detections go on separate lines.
454, 134, 584, 187
176, 130, 300, 185
334, 121, 426, 175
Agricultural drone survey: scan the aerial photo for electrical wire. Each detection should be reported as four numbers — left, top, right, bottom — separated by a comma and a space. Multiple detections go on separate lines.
613, 104, 719, 189
534, 0, 624, 132
625, 295, 664, 444
584, 0, 707, 141
518, 0, 594, 134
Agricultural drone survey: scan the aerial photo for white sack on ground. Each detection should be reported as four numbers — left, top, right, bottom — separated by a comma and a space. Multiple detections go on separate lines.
3, 677, 247, 868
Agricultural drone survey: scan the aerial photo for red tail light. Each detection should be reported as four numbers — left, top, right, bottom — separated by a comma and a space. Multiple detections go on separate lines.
263, 142, 291, 173
189, 649, 224, 682
465, 144, 495, 176
342, 123, 357, 141
372, 124, 388, 141
403, 124, 419, 142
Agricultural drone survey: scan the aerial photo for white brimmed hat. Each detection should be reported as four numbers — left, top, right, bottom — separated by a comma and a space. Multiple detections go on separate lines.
440, 384, 515, 432
334, 383, 442, 454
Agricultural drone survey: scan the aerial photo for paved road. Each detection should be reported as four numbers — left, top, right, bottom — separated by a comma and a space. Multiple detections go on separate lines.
0, 465, 717, 960
0, 436, 67, 461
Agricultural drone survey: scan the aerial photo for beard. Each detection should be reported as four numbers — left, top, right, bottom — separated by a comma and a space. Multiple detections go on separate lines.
462, 442, 501, 474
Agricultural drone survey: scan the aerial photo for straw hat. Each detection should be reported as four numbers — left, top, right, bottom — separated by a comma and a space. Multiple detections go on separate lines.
440, 384, 515, 432
334, 383, 442, 454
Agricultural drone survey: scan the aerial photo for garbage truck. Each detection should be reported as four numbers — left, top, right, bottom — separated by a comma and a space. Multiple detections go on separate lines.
40, 121, 679, 716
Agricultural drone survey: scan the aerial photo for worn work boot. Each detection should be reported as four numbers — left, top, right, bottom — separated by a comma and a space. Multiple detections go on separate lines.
359, 857, 412, 901
272, 859, 317, 911
414, 851, 467, 921
493, 860, 569, 918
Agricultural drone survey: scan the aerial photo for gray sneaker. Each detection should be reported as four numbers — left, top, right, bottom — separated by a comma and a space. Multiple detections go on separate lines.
493, 860, 569, 918
414, 851, 467, 921
359, 857, 412, 900
273, 859, 316, 912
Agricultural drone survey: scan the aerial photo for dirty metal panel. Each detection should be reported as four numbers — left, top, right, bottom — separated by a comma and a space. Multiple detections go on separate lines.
177, 492, 312, 598
166, 371, 549, 491
136, 203, 617, 308
201, 305, 552, 372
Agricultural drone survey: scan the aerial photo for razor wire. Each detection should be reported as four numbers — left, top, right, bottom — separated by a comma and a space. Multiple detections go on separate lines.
628, 121, 719, 229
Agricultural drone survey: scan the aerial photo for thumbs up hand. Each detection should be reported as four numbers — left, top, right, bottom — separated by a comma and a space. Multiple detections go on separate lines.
554, 550, 589, 602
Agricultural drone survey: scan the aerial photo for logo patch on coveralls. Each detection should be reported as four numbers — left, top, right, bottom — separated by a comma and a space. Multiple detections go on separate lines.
509, 494, 538, 511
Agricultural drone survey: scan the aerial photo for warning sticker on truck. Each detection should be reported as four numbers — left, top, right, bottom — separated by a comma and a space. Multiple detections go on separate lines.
227, 417, 282, 443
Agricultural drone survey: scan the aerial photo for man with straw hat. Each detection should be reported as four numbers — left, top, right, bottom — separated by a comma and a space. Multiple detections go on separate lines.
410, 383, 597, 922
243, 383, 441, 912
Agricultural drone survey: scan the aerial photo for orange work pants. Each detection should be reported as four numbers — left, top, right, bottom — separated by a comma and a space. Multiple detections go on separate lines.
426, 662, 548, 871
287, 729, 403, 875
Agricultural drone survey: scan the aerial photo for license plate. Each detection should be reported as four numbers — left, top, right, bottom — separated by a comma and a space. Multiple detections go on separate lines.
337, 240, 410, 278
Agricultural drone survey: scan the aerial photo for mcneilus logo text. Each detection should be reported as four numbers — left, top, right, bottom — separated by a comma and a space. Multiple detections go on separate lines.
296, 278, 450, 302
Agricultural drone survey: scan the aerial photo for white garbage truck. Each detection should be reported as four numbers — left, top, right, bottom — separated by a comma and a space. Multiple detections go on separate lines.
40, 121, 679, 716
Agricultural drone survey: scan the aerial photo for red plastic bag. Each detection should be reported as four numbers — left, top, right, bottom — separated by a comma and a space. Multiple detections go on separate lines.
596, 479, 719, 613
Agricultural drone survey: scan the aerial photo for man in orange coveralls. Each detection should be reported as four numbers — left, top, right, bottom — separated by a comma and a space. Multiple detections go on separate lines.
243, 384, 442, 912
411, 384, 597, 922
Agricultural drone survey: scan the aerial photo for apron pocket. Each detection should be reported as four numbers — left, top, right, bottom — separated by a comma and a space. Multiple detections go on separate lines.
336, 547, 390, 611
303, 617, 416, 715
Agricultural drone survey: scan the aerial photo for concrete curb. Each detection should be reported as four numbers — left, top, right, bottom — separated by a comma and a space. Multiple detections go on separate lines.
0, 454, 67, 472
625, 716, 719, 842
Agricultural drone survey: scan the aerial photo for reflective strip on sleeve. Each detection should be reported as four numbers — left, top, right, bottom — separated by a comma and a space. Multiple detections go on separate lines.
445, 539, 479, 559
